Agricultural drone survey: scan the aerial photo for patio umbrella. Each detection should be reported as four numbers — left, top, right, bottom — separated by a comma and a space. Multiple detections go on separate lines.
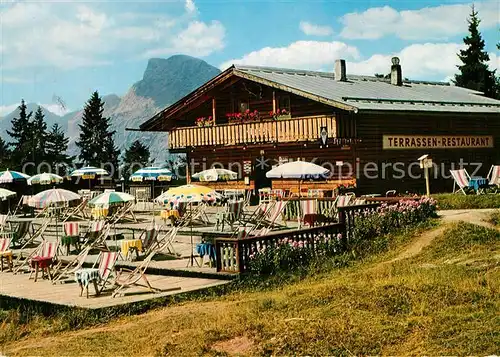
88, 191, 135, 208
155, 184, 219, 267
27, 173, 64, 186
154, 184, 219, 205
130, 166, 173, 182
0, 169, 30, 184
70, 166, 109, 189
265, 160, 330, 179
27, 188, 81, 209
192, 168, 237, 182
0, 188, 16, 201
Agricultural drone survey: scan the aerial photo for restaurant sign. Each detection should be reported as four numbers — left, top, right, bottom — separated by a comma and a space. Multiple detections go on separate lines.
383, 135, 494, 150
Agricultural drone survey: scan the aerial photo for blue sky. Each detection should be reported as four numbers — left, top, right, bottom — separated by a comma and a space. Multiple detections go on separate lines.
1, 0, 498, 116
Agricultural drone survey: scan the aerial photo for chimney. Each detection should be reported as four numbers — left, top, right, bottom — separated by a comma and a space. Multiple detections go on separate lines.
390, 57, 402, 86
334, 59, 347, 81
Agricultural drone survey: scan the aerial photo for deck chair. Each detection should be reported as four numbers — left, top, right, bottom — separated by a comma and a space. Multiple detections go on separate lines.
76, 251, 119, 298
110, 202, 137, 223
28, 241, 59, 281
112, 251, 181, 298
156, 226, 181, 256
0, 238, 13, 271
450, 169, 471, 194
127, 227, 160, 259
62, 222, 81, 255
487, 165, 500, 188
299, 199, 318, 227
7, 221, 33, 248
326, 194, 354, 221
62, 197, 89, 221
52, 246, 92, 283
0, 215, 9, 232
15, 220, 49, 252
216, 200, 244, 231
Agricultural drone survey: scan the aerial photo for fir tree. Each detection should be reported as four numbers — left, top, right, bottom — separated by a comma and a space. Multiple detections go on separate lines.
7, 99, 33, 170
121, 140, 151, 180
454, 6, 498, 98
0, 137, 11, 169
46, 123, 74, 175
76, 91, 119, 175
30, 106, 48, 172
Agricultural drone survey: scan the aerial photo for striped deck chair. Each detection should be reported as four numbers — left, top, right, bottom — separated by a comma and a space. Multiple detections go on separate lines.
76, 251, 119, 298
129, 227, 159, 258
217, 200, 244, 231
299, 199, 318, 227
488, 165, 500, 188
260, 200, 287, 229
28, 241, 58, 281
112, 251, 180, 298
0, 238, 12, 271
9, 221, 33, 248
52, 246, 92, 283
62, 222, 81, 255
450, 169, 471, 194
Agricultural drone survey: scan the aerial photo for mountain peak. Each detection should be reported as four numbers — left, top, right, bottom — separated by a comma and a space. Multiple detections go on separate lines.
136, 55, 221, 108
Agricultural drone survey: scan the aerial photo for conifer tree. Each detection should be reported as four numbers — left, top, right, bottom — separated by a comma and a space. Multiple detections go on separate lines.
0, 137, 10, 169
454, 6, 498, 98
76, 91, 119, 175
7, 99, 33, 170
30, 106, 48, 172
121, 140, 151, 180
46, 123, 74, 175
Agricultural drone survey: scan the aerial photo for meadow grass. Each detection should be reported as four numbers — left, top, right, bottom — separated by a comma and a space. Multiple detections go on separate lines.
433, 193, 500, 210
489, 210, 500, 226
2, 219, 499, 356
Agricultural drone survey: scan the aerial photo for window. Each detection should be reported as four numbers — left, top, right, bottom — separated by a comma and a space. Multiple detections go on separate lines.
239, 100, 249, 113
278, 95, 290, 112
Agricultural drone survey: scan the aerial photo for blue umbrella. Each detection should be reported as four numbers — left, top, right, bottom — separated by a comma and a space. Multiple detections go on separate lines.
130, 166, 173, 182
0, 169, 30, 184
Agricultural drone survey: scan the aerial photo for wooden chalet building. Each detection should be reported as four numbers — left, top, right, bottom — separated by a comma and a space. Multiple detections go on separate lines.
139, 58, 500, 195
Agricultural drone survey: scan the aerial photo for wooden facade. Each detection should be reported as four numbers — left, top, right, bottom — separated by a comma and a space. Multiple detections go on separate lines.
140, 68, 500, 195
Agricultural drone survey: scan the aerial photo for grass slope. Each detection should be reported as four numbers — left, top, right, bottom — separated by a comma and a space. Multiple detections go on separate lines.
2, 221, 499, 356
433, 193, 500, 210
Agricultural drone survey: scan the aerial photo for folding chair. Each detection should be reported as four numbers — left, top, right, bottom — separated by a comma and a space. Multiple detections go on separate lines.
125, 227, 159, 260
299, 199, 318, 227
0, 238, 13, 271
52, 246, 92, 283
8, 221, 33, 248
450, 169, 471, 194
28, 241, 59, 282
112, 251, 180, 298
216, 200, 244, 231
487, 165, 500, 189
75, 251, 119, 298
62, 222, 81, 255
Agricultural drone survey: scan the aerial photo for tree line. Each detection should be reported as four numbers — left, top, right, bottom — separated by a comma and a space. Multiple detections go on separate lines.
0, 91, 152, 178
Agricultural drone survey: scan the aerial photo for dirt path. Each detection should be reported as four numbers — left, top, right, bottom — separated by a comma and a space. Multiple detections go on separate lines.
384, 209, 498, 265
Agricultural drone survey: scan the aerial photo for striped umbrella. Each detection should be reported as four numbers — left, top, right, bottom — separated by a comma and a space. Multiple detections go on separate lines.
27, 173, 64, 185
27, 188, 81, 208
192, 168, 237, 182
88, 191, 136, 208
0, 169, 30, 183
0, 188, 16, 201
70, 166, 109, 179
154, 184, 219, 205
130, 166, 173, 182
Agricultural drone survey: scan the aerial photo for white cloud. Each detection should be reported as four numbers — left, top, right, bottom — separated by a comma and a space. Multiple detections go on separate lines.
299, 21, 333, 36
145, 20, 225, 58
0, 104, 19, 117
220, 41, 360, 70
0, 2, 225, 70
219, 40, 498, 81
340, 1, 500, 40
185, 0, 197, 14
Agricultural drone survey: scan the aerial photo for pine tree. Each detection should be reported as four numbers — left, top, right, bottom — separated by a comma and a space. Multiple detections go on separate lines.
0, 137, 11, 169
46, 123, 74, 175
7, 99, 33, 170
30, 106, 48, 172
76, 91, 119, 175
121, 140, 151, 180
454, 6, 497, 98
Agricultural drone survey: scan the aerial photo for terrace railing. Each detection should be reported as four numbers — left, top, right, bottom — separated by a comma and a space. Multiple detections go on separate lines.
215, 203, 381, 273
169, 115, 336, 149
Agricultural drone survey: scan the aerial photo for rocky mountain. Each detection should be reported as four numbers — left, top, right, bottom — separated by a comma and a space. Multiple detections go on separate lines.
1, 55, 221, 162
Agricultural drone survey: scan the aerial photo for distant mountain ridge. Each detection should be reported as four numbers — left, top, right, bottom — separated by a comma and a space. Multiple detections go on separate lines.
0, 55, 222, 162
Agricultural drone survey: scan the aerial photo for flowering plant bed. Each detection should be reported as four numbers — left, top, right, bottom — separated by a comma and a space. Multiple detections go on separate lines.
195, 116, 214, 127
269, 109, 290, 120
226, 109, 260, 123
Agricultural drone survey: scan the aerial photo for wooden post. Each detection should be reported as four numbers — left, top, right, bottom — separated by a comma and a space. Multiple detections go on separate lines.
186, 151, 191, 184
272, 91, 276, 112
212, 97, 216, 124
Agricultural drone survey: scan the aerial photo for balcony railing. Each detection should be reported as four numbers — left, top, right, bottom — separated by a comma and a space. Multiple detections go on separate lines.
168, 115, 336, 149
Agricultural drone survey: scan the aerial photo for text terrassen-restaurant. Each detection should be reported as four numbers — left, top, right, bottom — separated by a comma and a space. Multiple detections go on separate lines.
383, 135, 494, 149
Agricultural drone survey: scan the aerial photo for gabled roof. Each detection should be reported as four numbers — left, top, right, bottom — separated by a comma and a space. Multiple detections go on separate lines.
140, 65, 500, 131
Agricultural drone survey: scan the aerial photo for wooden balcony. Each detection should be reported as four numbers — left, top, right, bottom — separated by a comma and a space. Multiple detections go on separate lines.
168, 115, 336, 149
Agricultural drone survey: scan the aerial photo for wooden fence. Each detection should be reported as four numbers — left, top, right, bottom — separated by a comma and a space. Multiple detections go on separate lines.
215, 203, 381, 273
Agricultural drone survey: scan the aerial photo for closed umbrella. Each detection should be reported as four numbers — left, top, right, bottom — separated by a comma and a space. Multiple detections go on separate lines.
28, 173, 64, 185
192, 168, 237, 182
0, 169, 30, 184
